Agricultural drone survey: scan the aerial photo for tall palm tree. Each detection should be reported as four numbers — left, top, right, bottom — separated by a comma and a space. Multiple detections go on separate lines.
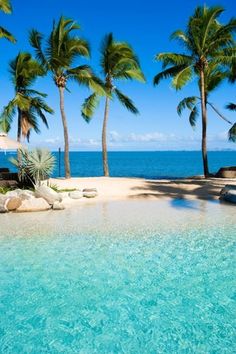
154, 5, 236, 177
82, 33, 145, 176
29, 16, 105, 179
0, 0, 15, 43
0, 52, 53, 142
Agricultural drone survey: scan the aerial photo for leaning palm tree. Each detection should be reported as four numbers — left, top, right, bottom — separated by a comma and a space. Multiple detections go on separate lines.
177, 63, 236, 143
0, 52, 53, 142
154, 5, 236, 177
29, 16, 105, 179
82, 33, 145, 176
0, 0, 15, 43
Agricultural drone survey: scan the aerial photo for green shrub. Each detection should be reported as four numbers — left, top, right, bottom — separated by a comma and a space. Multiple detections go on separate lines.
10, 148, 55, 187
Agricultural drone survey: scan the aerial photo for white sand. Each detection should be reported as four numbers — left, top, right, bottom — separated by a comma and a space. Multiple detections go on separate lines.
49, 177, 236, 203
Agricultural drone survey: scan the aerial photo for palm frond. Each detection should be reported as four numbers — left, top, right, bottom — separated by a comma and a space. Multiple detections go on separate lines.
0, 26, 15, 42
207, 101, 232, 124
114, 88, 139, 114
0, 0, 12, 13
153, 65, 188, 86
172, 66, 192, 90
0, 99, 16, 132
228, 123, 236, 142
177, 96, 198, 116
81, 93, 100, 122
29, 29, 48, 68
189, 105, 199, 127
226, 102, 236, 111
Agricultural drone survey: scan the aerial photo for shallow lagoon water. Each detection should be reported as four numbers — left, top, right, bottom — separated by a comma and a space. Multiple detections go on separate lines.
0, 200, 235, 353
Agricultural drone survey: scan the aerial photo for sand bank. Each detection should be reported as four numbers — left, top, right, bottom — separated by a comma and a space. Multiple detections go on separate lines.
49, 177, 236, 203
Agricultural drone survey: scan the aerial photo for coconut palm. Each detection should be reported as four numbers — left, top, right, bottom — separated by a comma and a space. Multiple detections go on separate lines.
29, 16, 106, 179
0, 52, 53, 142
177, 63, 236, 142
81, 33, 145, 176
0, 0, 15, 42
154, 5, 236, 177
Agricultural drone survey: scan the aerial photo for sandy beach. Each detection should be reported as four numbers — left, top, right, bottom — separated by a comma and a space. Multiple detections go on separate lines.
49, 177, 236, 203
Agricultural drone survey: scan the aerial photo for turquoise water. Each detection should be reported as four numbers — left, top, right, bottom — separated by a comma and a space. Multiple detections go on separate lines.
1, 151, 235, 178
0, 200, 236, 353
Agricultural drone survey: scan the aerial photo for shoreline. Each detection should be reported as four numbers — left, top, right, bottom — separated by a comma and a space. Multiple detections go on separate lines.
49, 176, 236, 204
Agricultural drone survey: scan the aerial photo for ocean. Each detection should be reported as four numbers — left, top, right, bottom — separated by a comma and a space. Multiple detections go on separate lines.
0, 151, 235, 179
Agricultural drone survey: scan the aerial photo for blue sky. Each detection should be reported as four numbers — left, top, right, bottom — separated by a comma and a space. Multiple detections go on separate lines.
0, 0, 236, 151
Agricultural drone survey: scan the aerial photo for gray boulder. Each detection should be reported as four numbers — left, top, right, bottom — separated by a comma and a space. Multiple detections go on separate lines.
35, 185, 62, 205
52, 201, 65, 210
220, 185, 236, 204
216, 167, 236, 178
16, 197, 51, 212
83, 188, 98, 198
0, 196, 8, 213
69, 190, 83, 199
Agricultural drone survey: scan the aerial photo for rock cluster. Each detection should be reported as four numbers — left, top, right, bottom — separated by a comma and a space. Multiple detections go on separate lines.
0, 185, 98, 213
220, 184, 236, 204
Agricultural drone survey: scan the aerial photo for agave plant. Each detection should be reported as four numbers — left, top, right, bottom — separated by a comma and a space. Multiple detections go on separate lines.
10, 148, 55, 187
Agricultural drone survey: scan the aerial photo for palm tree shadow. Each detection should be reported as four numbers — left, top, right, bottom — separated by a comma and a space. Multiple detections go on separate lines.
128, 179, 229, 206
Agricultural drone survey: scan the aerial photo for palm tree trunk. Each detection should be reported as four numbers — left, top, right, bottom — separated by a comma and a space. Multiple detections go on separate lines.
199, 69, 210, 178
102, 96, 110, 176
59, 86, 71, 179
17, 108, 21, 143
17, 108, 22, 179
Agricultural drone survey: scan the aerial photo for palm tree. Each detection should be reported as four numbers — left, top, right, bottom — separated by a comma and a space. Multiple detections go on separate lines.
29, 16, 105, 179
0, 52, 53, 142
177, 63, 236, 142
82, 33, 145, 176
154, 5, 236, 177
0, 0, 15, 43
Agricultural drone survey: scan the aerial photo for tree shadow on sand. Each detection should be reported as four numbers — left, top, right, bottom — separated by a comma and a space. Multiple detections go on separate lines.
128, 179, 229, 203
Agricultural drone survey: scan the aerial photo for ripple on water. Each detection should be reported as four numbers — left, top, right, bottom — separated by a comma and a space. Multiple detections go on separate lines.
0, 200, 235, 353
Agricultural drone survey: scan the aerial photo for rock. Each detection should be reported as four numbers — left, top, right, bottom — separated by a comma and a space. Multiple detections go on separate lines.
16, 197, 51, 212
6, 189, 34, 200
0, 196, 8, 213
221, 189, 236, 204
69, 190, 83, 199
5, 190, 18, 198
59, 192, 69, 199
52, 201, 65, 210
6, 197, 22, 211
35, 185, 62, 205
216, 166, 236, 178
220, 184, 236, 197
220, 185, 236, 204
83, 188, 98, 198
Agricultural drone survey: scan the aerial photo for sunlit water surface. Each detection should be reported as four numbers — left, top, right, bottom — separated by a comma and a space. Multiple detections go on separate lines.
0, 200, 235, 353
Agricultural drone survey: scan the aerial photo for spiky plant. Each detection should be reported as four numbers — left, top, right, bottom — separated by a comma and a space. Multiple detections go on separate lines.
0, 52, 53, 142
154, 5, 236, 177
10, 148, 55, 187
82, 33, 145, 176
0, 0, 15, 42
29, 16, 106, 179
